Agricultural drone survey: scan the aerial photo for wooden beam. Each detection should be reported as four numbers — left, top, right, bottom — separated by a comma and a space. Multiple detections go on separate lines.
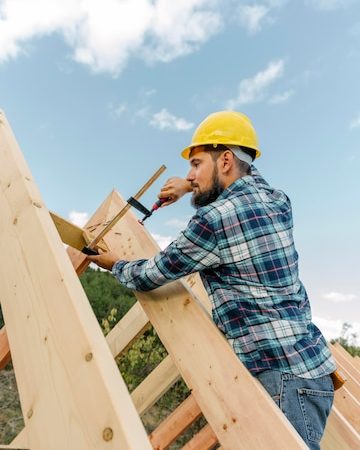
181, 424, 217, 450
322, 407, 360, 450
0, 446, 28, 449
0, 326, 11, 370
7, 428, 28, 449
131, 355, 181, 416
332, 343, 360, 378
0, 110, 152, 450
49, 211, 109, 253
331, 355, 360, 399
149, 394, 202, 450
90, 190, 307, 449
355, 356, 360, 371
333, 386, 360, 433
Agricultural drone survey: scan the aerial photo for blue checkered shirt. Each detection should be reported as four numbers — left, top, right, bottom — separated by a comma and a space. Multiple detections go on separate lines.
113, 167, 336, 378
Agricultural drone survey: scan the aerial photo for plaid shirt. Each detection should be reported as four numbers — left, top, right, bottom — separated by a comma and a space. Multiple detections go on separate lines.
113, 167, 336, 378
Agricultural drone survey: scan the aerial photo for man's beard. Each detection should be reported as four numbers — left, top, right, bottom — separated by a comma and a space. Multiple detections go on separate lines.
191, 166, 224, 208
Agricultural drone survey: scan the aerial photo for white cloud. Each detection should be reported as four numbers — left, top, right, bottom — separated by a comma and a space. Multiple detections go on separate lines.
322, 292, 357, 303
226, 59, 284, 109
142, 1, 222, 64
236, 1, 288, 34
313, 316, 360, 345
108, 102, 127, 118
114, 103, 127, 116
0, 0, 223, 75
144, 89, 157, 97
150, 108, 194, 131
269, 89, 294, 104
151, 232, 174, 249
238, 5, 270, 34
166, 218, 190, 230
305, 0, 355, 11
349, 114, 360, 130
69, 210, 89, 227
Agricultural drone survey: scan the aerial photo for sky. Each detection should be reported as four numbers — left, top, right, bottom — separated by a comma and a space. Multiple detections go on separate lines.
0, 0, 359, 344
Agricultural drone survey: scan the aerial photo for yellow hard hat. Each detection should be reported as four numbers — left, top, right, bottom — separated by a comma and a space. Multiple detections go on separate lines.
181, 111, 261, 160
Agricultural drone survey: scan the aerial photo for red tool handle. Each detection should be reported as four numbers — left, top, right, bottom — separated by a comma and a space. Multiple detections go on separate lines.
151, 197, 169, 211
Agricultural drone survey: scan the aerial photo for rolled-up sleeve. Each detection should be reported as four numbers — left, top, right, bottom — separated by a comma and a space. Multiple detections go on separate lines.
112, 211, 220, 291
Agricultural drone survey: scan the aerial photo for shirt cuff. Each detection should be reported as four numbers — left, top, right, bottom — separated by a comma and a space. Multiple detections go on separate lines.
111, 259, 127, 277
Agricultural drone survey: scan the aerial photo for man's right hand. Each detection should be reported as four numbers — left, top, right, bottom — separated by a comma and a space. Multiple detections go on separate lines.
158, 177, 192, 206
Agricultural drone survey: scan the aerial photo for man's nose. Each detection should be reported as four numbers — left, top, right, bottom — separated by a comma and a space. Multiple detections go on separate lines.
186, 168, 194, 181
186, 168, 195, 182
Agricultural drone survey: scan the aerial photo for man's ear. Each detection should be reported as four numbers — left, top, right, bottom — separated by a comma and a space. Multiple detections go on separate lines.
218, 150, 234, 174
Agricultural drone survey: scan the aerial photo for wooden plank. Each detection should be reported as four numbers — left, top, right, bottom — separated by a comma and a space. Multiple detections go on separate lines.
131, 355, 181, 416
181, 424, 217, 450
49, 211, 109, 252
0, 446, 28, 449
0, 110, 152, 450
333, 386, 360, 432
0, 326, 11, 370
88, 191, 307, 449
333, 343, 360, 378
66, 191, 117, 276
149, 394, 202, 450
7, 428, 28, 449
355, 356, 360, 371
331, 355, 360, 399
322, 407, 360, 450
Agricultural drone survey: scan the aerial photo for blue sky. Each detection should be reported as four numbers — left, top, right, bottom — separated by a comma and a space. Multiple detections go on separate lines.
0, 0, 359, 343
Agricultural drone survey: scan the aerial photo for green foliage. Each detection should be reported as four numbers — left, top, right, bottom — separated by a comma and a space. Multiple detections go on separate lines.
0, 369, 23, 444
331, 322, 360, 357
117, 327, 168, 392
80, 267, 136, 328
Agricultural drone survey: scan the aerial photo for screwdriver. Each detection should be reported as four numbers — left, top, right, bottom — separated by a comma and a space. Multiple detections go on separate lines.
138, 197, 170, 225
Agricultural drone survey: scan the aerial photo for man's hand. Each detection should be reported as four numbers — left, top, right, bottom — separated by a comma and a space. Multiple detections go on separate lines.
86, 250, 121, 271
158, 177, 192, 206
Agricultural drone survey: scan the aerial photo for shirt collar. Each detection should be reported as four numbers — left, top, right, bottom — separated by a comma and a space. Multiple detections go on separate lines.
217, 174, 254, 201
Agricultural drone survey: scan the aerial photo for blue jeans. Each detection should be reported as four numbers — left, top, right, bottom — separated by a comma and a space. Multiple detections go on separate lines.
255, 370, 334, 450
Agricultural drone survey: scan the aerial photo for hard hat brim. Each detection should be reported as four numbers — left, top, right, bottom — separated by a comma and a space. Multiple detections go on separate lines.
181, 144, 261, 160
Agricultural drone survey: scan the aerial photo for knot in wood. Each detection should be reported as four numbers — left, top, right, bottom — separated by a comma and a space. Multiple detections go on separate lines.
103, 427, 114, 441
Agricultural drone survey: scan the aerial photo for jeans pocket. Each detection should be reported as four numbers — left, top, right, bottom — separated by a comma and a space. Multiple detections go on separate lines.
297, 388, 334, 444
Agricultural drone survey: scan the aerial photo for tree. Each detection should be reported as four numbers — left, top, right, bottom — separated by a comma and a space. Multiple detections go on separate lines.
80, 267, 136, 324
331, 322, 360, 357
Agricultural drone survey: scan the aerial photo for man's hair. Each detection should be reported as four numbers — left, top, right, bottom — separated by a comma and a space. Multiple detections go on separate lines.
204, 144, 254, 175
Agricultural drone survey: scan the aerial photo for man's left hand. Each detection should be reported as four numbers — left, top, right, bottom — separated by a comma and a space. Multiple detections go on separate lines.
86, 250, 121, 271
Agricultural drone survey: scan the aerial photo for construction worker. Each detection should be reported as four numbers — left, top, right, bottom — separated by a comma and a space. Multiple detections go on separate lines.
88, 111, 336, 449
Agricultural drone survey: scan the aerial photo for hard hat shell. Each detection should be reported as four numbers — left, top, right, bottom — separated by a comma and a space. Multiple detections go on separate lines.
181, 111, 261, 160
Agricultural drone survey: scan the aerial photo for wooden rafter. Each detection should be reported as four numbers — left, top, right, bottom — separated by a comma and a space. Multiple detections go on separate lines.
149, 394, 202, 449
0, 110, 152, 450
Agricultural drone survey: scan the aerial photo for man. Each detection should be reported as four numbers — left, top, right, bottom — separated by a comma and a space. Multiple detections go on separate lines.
88, 111, 336, 449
